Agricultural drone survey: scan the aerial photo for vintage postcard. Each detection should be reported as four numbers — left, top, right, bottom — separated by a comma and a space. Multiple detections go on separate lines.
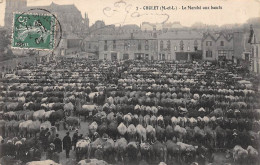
0, 0, 259, 165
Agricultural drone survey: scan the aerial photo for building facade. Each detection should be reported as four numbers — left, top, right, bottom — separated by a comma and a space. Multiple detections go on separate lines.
99, 32, 157, 61
202, 32, 233, 61
57, 33, 82, 56
249, 27, 260, 74
157, 31, 203, 61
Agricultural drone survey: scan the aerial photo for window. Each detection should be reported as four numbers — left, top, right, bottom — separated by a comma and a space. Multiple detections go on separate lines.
124, 40, 128, 50
180, 40, 184, 51
160, 40, 163, 50
187, 46, 190, 51
162, 54, 165, 60
206, 41, 212, 46
104, 40, 107, 51
206, 51, 212, 58
174, 46, 177, 51
194, 40, 198, 51
138, 40, 142, 50
104, 54, 107, 60
245, 53, 250, 61
145, 40, 149, 50
123, 54, 129, 60
256, 46, 259, 58
167, 40, 171, 50
220, 41, 224, 46
111, 53, 117, 61
145, 54, 149, 59
135, 54, 138, 59
113, 40, 116, 50
88, 43, 91, 49
218, 50, 227, 56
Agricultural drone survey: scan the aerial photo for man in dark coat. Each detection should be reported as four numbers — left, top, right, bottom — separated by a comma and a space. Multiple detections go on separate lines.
43, 131, 50, 152
39, 127, 45, 142
53, 134, 62, 153
0, 140, 4, 157
72, 130, 79, 151
63, 132, 72, 158
46, 143, 55, 160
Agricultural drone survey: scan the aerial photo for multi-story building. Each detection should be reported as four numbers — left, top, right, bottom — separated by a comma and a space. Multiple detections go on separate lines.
141, 22, 184, 31
58, 33, 82, 56
83, 36, 99, 54
202, 32, 233, 61
157, 31, 203, 61
99, 32, 157, 61
249, 26, 260, 74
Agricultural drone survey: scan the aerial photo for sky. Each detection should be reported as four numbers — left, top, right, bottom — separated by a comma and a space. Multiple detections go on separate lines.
0, 0, 260, 27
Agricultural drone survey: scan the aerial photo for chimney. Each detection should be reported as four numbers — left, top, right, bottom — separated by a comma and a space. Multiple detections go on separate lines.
248, 24, 254, 43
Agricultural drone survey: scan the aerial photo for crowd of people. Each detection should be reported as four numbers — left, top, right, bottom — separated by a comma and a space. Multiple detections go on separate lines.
0, 57, 259, 165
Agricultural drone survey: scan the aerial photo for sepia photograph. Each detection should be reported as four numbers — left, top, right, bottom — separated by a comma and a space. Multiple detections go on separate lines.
0, 0, 260, 164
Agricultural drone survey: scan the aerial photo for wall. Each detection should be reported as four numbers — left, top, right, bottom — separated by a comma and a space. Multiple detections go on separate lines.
99, 39, 157, 61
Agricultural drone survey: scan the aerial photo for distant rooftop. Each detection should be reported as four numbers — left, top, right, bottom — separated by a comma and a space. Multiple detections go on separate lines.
158, 31, 202, 40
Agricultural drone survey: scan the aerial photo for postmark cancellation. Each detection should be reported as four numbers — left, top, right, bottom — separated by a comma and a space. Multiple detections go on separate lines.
11, 13, 56, 50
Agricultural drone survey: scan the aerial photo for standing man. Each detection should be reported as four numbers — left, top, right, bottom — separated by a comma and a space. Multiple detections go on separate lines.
72, 130, 79, 151
53, 134, 62, 153
63, 132, 72, 158
43, 131, 50, 152
46, 143, 55, 160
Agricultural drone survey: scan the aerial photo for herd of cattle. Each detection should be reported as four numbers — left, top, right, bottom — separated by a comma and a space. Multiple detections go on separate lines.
0, 58, 260, 165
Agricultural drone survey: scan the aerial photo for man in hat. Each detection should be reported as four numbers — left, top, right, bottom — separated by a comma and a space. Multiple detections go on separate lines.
53, 134, 62, 153
231, 129, 240, 148
39, 127, 45, 143
42, 131, 50, 152
63, 132, 72, 158
72, 129, 79, 151
46, 143, 55, 160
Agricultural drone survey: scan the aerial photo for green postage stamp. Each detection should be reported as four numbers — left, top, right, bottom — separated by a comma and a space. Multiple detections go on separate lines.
12, 13, 56, 50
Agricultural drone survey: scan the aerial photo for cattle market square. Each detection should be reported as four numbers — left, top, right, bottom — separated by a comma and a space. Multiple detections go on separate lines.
0, 0, 260, 165
0, 58, 259, 165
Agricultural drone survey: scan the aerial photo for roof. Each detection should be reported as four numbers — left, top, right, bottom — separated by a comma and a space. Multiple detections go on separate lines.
202, 32, 233, 41
120, 24, 140, 30
157, 31, 202, 40
100, 32, 155, 40
84, 35, 103, 42
29, 3, 80, 13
